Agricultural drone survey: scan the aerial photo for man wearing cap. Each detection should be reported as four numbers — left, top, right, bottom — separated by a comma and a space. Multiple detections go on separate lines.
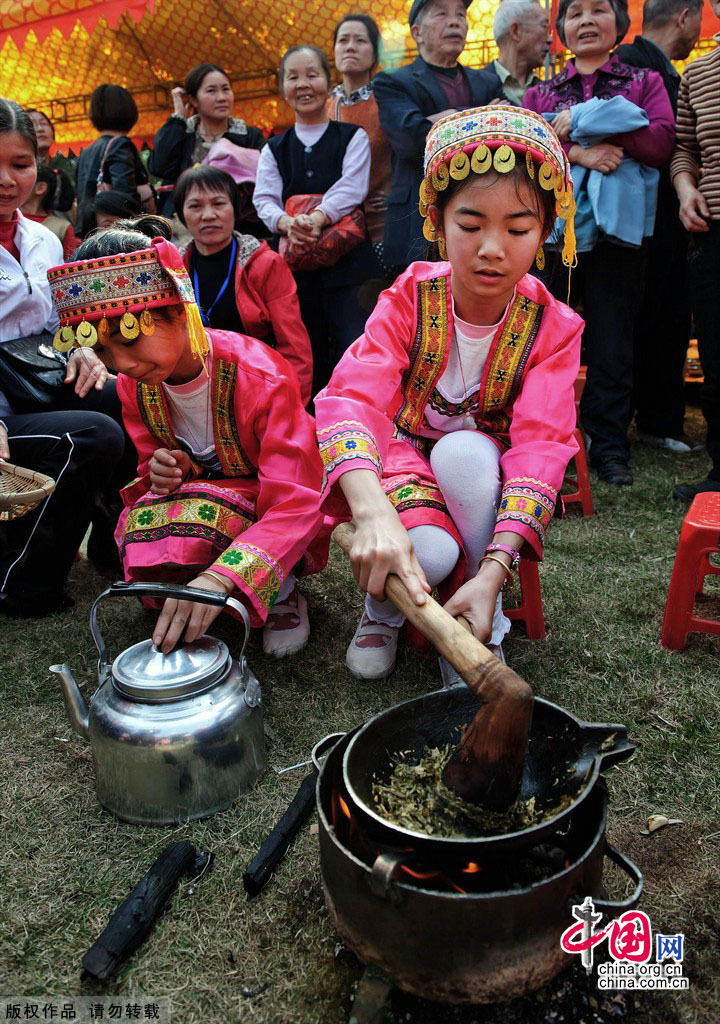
374, 0, 502, 269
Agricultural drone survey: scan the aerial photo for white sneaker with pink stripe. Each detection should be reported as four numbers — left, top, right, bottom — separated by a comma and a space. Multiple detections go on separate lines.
345, 611, 399, 680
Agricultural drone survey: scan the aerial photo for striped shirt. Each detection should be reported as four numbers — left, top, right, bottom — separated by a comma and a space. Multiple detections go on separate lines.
670, 36, 720, 220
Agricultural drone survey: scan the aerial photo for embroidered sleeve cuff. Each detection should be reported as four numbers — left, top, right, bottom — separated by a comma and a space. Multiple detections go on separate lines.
213, 542, 286, 626
317, 421, 382, 493
495, 478, 557, 556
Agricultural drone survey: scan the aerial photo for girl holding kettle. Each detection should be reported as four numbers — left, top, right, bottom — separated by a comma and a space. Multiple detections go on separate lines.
47, 216, 329, 656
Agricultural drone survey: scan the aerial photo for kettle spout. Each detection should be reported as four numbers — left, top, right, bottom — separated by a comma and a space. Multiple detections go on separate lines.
50, 663, 90, 740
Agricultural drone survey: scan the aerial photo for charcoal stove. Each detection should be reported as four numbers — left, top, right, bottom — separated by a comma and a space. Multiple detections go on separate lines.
316, 726, 642, 1010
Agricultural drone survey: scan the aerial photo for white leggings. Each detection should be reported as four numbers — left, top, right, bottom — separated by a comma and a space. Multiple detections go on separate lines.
365, 431, 511, 646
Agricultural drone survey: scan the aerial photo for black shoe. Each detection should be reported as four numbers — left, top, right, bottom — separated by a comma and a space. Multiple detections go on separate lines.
594, 458, 633, 486
0, 591, 75, 618
86, 525, 122, 575
673, 478, 720, 502
86, 539, 122, 575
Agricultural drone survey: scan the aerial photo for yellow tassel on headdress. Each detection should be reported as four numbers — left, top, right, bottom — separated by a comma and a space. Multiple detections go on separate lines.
184, 301, 210, 365
556, 193, 574, 220
561, 215, 577, 271
556, 208, 577, 302
554, 186, 577, 274
526, 150, 535, 179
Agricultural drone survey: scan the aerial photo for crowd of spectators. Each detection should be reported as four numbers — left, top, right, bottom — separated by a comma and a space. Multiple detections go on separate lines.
1, 0, 719, 620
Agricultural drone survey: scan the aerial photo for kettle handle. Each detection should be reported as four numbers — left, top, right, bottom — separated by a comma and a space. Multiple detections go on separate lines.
91, 581, 250, 683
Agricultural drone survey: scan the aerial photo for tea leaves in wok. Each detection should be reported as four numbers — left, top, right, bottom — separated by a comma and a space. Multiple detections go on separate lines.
372, 744, 574, 838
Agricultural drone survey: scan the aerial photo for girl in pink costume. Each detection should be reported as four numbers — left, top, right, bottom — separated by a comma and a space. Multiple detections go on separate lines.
48, 218, 328, 656
315, 107, 582, 679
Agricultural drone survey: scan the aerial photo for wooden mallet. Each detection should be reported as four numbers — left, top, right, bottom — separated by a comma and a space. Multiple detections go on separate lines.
333, 522, 534, 810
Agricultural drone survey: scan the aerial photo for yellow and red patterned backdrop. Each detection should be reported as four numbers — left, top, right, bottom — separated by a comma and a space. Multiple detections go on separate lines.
0, 0, 717, 152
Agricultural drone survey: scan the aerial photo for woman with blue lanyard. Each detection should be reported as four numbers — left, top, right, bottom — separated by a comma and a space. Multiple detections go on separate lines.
176, 165, 313, 405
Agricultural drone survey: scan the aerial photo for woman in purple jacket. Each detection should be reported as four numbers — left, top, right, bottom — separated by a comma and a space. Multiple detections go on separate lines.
523, 0, 674, 486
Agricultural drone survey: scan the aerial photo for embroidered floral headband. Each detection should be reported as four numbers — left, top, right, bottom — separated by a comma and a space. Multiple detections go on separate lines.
420, 106, 577, 270
47, 237, 209, 360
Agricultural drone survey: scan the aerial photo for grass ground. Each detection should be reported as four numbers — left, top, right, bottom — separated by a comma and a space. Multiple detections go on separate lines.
1, 410, 719, 1024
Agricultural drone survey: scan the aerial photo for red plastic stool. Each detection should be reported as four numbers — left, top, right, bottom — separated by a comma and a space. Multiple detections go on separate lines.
661, 492, 720, 650
403, 619, 431, 651
573, 366, 587, 405
563, 426, 595, 517
403, 559, 545, 644
505, 558, 545, 640
563, 368, 594, 517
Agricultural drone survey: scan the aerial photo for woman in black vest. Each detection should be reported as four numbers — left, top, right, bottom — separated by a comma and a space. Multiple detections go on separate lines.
253, 46, 372, 397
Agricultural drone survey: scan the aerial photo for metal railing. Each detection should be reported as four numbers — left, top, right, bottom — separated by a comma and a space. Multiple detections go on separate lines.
27, 35, 719, 127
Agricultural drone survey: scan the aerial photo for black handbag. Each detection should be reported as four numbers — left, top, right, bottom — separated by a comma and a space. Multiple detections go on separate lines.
0, 333, 68, 412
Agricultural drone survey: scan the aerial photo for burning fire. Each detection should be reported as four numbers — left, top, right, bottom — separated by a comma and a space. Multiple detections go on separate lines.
400, 865, 441, 881
338, 795, 352, 819
399, 864, 467, 895
462, 861, 481, 874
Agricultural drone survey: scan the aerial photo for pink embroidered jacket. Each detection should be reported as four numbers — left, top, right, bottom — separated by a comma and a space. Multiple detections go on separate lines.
117, 329, 327, 624
315, 262, 583, 558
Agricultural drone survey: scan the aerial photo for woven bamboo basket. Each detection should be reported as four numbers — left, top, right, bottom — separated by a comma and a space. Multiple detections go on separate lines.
0, 462, 55, 521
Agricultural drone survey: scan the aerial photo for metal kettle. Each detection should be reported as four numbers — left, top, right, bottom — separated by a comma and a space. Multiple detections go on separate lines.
51, 581, 266, 826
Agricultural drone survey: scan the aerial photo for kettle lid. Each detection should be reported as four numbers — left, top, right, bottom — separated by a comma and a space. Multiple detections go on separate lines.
112, 636, 231, 702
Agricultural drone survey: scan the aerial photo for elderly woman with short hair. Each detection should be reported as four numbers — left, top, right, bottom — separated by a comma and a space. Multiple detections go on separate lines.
523, 0, 675, 486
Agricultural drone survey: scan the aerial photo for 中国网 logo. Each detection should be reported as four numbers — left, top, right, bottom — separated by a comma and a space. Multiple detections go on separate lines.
560, 896, 689, 990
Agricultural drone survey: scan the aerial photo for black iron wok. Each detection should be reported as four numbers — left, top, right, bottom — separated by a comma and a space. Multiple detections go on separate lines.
342, 687, 634, 857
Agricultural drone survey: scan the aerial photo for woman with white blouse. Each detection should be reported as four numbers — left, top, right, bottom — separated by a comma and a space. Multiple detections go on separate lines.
0, 99, 129, 616
253, 45, 372, 396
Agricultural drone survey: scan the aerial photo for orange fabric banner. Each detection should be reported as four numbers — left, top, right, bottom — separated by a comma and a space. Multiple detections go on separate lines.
0, 0, 152, 48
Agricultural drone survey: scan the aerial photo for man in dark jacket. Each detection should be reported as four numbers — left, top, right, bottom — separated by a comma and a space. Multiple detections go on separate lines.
374, 0, 502, 269
615, 0, 703, 109
615, 0, 704, 453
